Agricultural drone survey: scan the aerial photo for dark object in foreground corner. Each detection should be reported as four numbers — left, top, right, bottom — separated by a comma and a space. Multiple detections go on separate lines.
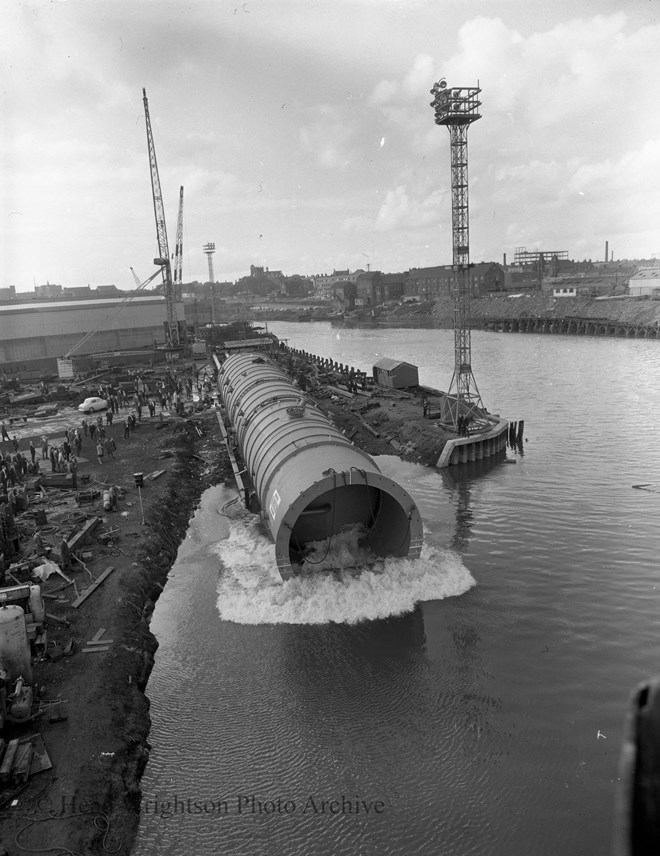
614, 678, 660, 855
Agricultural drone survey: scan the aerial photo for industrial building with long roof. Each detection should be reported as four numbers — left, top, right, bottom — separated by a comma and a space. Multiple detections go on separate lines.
0, 294, 186, 380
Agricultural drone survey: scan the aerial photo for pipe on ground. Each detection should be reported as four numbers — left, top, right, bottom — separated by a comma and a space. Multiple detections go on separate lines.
217, 352, 423, 579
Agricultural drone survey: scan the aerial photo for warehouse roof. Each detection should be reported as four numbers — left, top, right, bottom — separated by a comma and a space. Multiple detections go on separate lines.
630, 269, 660, 281
0, 295, 166, 314
373, 357, 417, 371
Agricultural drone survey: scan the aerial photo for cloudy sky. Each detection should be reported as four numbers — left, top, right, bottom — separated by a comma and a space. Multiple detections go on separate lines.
2, 0, 659, 292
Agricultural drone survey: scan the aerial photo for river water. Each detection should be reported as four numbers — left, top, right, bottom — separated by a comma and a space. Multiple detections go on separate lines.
133, 323, 660, 856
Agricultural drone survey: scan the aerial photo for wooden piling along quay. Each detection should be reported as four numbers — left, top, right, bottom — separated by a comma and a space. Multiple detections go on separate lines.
478, 315, 660, 339
272, 343, 515, 469
276, 344, 516, 468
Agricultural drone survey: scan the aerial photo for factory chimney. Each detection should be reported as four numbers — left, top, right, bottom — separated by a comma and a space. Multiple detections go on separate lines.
605, 241, 609, 264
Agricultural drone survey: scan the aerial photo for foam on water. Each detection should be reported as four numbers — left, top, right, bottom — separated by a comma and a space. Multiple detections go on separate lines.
214, 510, 475, 625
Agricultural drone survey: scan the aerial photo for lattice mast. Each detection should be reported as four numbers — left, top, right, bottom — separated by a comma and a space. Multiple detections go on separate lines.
142, 88, 179, 347
203, 242, 217, 323
430, 79, 485, 428
173, 186, 184, 301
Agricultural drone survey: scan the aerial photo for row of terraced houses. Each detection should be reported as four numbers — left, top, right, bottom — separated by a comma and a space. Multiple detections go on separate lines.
310, 263, 505, 306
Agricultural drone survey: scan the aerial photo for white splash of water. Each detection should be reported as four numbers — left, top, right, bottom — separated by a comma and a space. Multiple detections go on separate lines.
213, 513, 474, 626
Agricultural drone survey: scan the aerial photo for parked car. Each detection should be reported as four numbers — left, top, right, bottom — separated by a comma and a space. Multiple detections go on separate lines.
78, 397, 108, 414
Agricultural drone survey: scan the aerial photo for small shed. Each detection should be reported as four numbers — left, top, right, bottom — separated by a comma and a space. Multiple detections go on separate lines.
373, 357, 419, 389
629, 269, 660, 297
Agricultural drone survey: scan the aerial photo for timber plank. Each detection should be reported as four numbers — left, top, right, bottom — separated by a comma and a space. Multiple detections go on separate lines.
71, 566, 115, 609
67, 516, 101, 551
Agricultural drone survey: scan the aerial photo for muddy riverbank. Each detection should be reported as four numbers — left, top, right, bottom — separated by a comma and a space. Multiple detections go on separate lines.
0, 409, 231, 855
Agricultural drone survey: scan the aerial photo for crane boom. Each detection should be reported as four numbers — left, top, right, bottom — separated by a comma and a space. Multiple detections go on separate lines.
142, 87, 179, 347
130, 267, 142, 289
173, 186, 184, 300
64, 269, 162, 358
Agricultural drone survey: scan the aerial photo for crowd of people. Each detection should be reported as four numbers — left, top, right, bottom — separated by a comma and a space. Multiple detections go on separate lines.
1, 403, 140, 565
0, 365, 213, 570
95, 369, 204, 418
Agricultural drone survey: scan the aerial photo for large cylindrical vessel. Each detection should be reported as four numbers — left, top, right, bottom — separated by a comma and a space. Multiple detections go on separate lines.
218, 352, 423, 579
0, 604, 33, 683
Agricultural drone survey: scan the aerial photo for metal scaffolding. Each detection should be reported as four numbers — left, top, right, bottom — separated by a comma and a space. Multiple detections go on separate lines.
430, 80, 486, 430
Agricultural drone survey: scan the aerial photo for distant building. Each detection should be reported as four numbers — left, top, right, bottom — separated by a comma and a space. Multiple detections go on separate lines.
405, 263, 504, 299
470, 263, 505, 296
250, 265, 285, 285
331, 281, 357, 311
629, 269, 660, 297
355, 271, 380, 306
405, 266, 452, 300
513, 248, 569, 274
0, 286, 16, 301
62, 286, 92, 299
310, 269, 364, 299
96, 284, 122, 297
34, 283, 63, 298
545, 274, 628, 297
354, 271, 406, 306
0, 295, 185, 379
280, 275, 312, 297
376, 272, 406, 303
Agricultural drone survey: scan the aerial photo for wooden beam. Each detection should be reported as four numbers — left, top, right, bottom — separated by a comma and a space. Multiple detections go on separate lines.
67, 516, 101, 552
71, 566, 115, 609
45, 613, 71, 626
357, 416, 380, 438
0, 739, 19, 784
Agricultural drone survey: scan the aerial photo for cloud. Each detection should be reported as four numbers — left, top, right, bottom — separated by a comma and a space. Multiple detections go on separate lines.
375, 185, 444, 231
365, 12, 660, 261
299, 104, 357, 169
2, 3, 660, 287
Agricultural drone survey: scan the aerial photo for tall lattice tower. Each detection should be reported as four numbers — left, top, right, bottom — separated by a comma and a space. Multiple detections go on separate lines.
203, 242, 216, 323
173, 186, 184, 302
203, 242, 216, 285
430, 79, 486, 430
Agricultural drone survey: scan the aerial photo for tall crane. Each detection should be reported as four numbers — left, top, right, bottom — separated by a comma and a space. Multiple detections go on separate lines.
130, 267, 142, 289
173, 186, 184, 301
142, 88, 180, 347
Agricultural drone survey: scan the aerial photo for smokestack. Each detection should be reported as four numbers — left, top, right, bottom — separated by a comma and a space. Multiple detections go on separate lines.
605, 241, 609, 264
503, 252, 507, 266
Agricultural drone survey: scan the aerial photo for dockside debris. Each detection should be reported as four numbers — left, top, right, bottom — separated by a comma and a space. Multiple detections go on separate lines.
0, 365, 217, 809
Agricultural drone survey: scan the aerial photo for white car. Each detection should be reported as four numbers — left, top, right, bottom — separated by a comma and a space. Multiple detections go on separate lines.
78, 396, 108, 414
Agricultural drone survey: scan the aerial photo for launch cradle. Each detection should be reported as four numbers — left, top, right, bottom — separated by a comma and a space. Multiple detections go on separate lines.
217, 353, 424, 579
